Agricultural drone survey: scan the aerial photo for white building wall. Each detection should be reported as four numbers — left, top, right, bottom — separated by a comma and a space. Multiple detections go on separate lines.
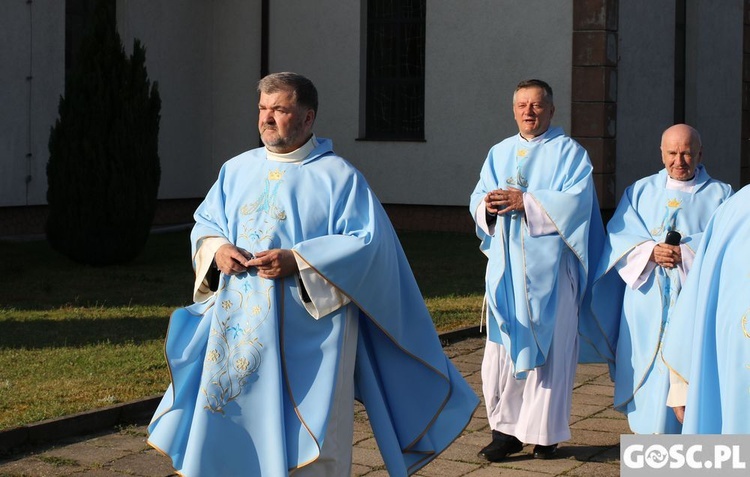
616, 1, 676, 198
0, 0, 65, 207
117, 0, 262, 199
4, 1, 741, 211
684, 0, 743, 190
617, 0, 743, 199
264, 0, 573, 206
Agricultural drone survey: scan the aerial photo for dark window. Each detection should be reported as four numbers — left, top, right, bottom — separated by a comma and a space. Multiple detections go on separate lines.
363, 0, 426, 141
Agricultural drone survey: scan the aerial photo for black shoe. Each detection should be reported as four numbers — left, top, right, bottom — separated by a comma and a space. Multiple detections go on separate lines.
533, 443, 558, 459
477, 431, 524, 462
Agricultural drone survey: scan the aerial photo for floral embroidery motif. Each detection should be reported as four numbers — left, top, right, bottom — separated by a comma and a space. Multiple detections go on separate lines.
201, 164, 289, 414
202, 278, 274, 414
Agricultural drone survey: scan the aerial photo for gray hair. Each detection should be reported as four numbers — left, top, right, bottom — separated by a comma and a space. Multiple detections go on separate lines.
513, 79, 554, 105
257, 72, 318, 115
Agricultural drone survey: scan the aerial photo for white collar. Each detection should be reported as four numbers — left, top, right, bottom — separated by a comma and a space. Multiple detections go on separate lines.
266, 135, 318, 163
518, 127, 552, 143
665, 173, 696, 192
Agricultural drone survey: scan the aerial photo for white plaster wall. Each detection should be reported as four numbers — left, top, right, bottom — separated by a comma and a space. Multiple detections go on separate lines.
117, 0, 261, 199
265, 0, 573, 206
0, 0, 64, 207
684, 0, 743, 190
616, 1, 676, 199
617, 0, 743, 200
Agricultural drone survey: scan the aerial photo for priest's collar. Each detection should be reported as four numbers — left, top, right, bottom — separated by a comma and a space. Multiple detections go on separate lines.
518, 127, 552, 143
266, 135, 318, 163
665, 173, 697, 192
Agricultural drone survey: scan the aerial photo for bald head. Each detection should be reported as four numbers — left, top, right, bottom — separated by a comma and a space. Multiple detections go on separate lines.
660, 124, 702, 181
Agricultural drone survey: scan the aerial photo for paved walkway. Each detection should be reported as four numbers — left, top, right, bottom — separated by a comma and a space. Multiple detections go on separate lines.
0, 333, 627, 476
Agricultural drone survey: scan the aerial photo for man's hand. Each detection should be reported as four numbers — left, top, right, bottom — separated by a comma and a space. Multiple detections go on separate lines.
249, 249, 299, 280
485, 187, 525, 217
214, 244, 254, 275
651, 243, 682, 269
672, 406, 685, 424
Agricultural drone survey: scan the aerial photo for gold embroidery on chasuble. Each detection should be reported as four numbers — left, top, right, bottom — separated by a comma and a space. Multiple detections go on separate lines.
650, 198, 682, 237
506, 147, 529, 189
202, 167, 287, 414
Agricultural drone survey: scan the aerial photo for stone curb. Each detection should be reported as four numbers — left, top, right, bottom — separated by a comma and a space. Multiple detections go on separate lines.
0, 325, 484, 457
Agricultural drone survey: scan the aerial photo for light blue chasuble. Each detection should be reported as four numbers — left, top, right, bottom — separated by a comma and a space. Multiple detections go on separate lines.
470, 127, 606, 378
662, 185, 750, 434
591, 165, 731, 433
147, 139, 479, 476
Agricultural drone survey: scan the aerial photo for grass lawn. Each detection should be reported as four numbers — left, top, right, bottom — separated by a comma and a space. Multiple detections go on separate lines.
0, 229, 486, 430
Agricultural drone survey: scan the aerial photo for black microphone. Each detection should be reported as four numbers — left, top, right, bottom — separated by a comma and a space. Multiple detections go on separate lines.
665, 230, 681, 246
207, 260, 220, 291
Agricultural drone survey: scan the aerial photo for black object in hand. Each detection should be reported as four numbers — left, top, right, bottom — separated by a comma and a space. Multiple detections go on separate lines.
207, 260, 220, 291
665, 230, 681, 246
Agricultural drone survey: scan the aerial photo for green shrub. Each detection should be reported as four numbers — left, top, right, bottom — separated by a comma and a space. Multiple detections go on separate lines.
46, 3, 161, 266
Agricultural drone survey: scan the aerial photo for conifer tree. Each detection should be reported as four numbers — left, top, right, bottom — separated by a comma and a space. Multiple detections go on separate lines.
47, 3, 161, 265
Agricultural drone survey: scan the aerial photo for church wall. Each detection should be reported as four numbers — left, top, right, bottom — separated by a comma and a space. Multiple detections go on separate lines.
117, 0, 263, 200
684, 0, 743, 190
616, 0, 743, 201
0, 0, 65, 207
264, 0, 573, 207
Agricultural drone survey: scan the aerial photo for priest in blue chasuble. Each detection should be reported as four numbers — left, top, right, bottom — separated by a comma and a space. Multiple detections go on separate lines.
591, 124, 732, 434
662, 185, 750, 434
471, 79, 607, 462
147, 72, 479, 476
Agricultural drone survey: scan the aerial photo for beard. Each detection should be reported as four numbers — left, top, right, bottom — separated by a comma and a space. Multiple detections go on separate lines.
260, 122, 306, 152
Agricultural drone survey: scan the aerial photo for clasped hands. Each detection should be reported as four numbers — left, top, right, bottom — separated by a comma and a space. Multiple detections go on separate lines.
214, 244, 298, 280
651, 243, 682, 269
485, 187, 524, 217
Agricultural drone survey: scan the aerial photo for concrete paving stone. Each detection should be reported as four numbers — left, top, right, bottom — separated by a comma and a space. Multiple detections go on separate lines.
355, 436, 379, 451
350, 462, 374, 476
356, 469, 389, 477
463, 416, 488, 433
568, 428, 622, 447
415, 457, 482, 476
90, 433, 151, 454
0, 332, 628, 476
450, 353, 485, 367
570, 401, 609, 418
65, 470, 131, 477
351, 445, 384, 469
40, 441, 132, 467
106, 450, 177, 476
561, 443, 615, 462
464, 464, 547, 476
474, 407, 487, 420
430, 439, 499, 465
352, 429, 373, 445
565, 461, 621, 477
571, 416, 631, 434
591, 374, 615, 386
588, 444, 620, 463
571, 391, 615, 407
0, 456, 78, 477
574, 383, 615, 398
576, 363, 609, 375
597, 408, 626, 420
494, 452, 584, 474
